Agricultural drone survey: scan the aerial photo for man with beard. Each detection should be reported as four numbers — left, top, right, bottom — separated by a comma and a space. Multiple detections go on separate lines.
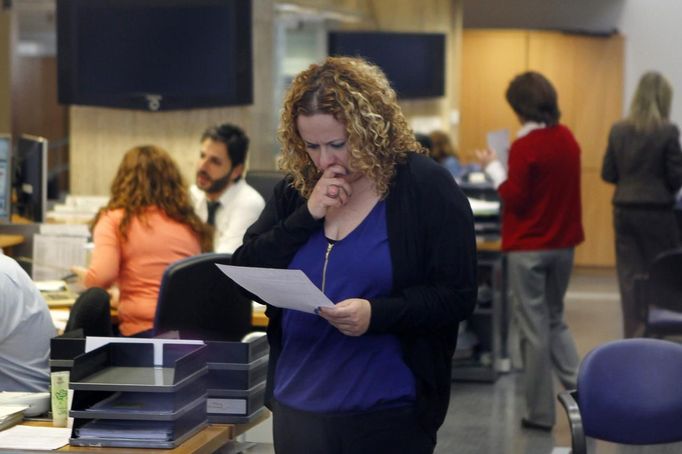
190, 123, 265, 253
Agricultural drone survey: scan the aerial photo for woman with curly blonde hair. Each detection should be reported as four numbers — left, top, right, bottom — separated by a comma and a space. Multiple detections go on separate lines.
232, 56, 476, 453
72, 145, 211, 336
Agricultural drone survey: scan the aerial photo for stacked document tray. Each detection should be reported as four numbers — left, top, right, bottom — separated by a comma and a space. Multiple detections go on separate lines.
205, 333, 269, 423
49, 329, 86, 374
68, 341, 208, 449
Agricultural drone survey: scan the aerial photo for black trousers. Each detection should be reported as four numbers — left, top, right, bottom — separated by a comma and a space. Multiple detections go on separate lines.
613, 206, 680, 337
272, 400, 435, 454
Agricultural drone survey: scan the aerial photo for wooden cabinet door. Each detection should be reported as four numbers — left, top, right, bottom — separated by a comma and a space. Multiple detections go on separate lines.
460, 30, 527, 163
461, 29, 622, 266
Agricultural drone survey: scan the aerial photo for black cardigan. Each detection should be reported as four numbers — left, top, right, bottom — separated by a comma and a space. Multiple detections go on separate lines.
232, 153, 477, 440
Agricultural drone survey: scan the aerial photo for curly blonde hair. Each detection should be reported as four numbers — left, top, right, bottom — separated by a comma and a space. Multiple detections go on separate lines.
277, 56, 423, 198
91, 145, 213, 252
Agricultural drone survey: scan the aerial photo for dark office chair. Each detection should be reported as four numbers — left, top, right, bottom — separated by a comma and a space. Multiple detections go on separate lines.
64, 287, 114, 337
634, 247, 682, 338
153, 253, 252, 341
244, 170, 286, 202
558, 338, 682, 454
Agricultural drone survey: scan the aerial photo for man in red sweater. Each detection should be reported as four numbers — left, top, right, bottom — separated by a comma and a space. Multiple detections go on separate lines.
477, 71, 584, 431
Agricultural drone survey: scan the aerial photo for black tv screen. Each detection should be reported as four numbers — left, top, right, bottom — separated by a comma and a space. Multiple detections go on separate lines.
328, 31, 446, 99
57, 0, 252, 111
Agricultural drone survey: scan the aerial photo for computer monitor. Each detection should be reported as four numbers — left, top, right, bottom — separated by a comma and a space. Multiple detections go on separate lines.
0, 135, 11, 223
328, 31, 446, 99
13, 135, 48, 223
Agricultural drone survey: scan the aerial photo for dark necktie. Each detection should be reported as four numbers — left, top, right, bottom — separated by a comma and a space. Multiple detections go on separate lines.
206, 200, 221, 226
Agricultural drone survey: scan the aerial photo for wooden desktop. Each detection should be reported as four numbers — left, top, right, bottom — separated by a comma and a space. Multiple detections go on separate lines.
16, 409, 270, 454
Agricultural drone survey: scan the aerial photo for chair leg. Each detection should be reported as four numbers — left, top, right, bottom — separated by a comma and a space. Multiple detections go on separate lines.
557, 391, 587, 454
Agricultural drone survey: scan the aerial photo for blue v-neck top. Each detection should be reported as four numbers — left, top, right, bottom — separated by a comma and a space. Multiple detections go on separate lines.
275, 200, 416, 413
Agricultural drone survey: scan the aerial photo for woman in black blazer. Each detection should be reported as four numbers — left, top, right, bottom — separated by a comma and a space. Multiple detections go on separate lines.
602, 71, 682, 338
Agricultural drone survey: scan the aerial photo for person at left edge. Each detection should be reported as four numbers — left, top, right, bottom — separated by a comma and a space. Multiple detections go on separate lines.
0, 254, 56, 391
231, 56, 477, 454
190, 123, 265, 253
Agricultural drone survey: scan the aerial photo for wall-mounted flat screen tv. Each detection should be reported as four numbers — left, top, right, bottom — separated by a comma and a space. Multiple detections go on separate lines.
57, 0, 253, 111
327, 31, 446, 99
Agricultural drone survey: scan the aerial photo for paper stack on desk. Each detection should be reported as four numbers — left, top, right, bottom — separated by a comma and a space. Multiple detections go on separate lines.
0, 405, 27, 431
75, 419, 174, 441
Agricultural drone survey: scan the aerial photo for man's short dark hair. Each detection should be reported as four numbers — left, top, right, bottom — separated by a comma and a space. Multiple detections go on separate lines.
201, 123, 250, 167
505, 71, 561, 126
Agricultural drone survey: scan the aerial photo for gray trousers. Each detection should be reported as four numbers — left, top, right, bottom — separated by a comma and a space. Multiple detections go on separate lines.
507, 248, 579, 427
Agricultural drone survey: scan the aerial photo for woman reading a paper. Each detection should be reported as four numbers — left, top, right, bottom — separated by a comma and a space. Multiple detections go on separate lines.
231, 56, 477, 454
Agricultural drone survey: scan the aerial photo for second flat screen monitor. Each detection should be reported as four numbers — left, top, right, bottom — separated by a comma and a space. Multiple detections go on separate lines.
14, 135, 48, 223
327, 31, 446, 99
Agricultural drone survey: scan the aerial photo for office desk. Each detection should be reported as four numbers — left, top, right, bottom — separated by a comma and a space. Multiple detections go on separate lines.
16, 410, 270, 453
252, 303, 267, 328
0, 234, 25, 249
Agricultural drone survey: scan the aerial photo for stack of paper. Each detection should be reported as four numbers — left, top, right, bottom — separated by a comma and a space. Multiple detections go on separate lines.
468, 198, 500, 216
75, 419, 174, 441
0, 425, 71, 450
0, 405, 27, 431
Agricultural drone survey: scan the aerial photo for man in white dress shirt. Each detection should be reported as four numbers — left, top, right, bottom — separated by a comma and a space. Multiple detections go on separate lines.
0, 254, 56, 391
190, 123, 265, 253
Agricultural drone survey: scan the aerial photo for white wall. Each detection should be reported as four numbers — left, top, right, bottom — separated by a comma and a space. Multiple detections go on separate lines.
617, 0, 682, 127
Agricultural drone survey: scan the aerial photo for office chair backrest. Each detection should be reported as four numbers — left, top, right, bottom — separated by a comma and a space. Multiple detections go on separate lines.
245, 170, 285, 202
154, 253, 252, 341
647, 247, 682, 311
577, 338, 682, 445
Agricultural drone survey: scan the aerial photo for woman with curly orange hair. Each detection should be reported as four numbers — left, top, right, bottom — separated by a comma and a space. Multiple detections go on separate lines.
72, 145, 212, 336
232, 56, 477, 453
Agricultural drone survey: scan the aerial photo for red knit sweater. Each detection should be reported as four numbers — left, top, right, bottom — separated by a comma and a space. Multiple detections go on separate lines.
499, 125, 584, 251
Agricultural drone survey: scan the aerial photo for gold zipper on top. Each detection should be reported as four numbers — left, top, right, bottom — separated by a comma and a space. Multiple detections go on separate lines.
321, 241, 335, 293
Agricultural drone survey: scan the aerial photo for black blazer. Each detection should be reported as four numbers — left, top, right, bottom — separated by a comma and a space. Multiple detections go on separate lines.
602, 121, 682, 207
232, 153, 477, 440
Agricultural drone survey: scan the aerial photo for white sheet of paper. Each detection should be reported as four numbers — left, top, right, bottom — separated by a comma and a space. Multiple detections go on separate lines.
486, 129, 510, 168
0, 425, 72, 450
216, 264, 334, 314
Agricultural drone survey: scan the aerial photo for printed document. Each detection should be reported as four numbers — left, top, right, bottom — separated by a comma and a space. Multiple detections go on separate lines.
486, 129, 510, 168
216, 264, 334, 314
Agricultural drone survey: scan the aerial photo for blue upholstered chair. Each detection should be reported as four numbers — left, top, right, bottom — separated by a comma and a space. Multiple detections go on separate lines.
558, 338, 682, 454
153, 253, 252, 341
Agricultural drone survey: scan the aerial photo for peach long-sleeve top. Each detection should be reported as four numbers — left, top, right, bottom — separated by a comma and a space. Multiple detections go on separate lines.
85, 207, 201, 336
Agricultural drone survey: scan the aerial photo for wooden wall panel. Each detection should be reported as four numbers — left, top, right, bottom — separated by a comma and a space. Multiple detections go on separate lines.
0, 11, 12, 133
462, 29, 623, 266
529, 32, 622, 266
11, 57, 70, 197
527, 32, 579, 127
577, 170, 615, 266
460, 30, 527, 162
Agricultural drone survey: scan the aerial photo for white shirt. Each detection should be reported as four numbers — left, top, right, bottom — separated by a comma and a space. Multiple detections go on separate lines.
0, 255, 56, 391
190, 179, 265, 253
